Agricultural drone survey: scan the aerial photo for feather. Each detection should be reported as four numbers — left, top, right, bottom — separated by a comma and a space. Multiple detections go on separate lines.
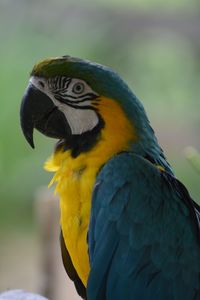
87, 152, 200, 300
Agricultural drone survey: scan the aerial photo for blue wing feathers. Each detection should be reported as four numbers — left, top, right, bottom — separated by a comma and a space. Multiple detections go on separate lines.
87, 222, 119, 300
87, 153, 200, 300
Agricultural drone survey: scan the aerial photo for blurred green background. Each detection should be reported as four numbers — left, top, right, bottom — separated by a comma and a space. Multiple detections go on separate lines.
0, 0, 200, 297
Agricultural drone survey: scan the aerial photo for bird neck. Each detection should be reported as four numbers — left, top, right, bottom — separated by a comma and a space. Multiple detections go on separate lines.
45, 96, 137, 174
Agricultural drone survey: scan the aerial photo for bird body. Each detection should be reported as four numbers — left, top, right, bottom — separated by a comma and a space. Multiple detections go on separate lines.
20, 56, 200, 299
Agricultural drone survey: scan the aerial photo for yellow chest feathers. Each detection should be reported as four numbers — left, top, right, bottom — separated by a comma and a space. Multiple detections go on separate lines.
44, 97, 137, 286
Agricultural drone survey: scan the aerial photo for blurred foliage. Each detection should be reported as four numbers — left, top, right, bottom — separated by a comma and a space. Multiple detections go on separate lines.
185, 147, 200, 175
0, 0, 200, 231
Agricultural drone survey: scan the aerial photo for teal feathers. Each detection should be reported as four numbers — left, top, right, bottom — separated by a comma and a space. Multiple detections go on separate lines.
88, 153, 200, 300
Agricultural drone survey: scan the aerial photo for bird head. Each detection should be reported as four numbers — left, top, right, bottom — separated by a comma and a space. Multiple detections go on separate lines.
20, 56, 138, 155
20, 55, 170, 168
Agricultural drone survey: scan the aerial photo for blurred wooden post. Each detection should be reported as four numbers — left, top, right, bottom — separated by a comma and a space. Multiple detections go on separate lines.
34, 187, 60, 300
34, 187, 81, 300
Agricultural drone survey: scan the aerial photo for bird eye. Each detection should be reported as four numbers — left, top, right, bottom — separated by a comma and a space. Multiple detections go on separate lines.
72, 82, 85, 94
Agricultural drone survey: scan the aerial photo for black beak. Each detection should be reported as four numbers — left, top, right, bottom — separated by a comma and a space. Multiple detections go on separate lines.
20, 83, 71, 148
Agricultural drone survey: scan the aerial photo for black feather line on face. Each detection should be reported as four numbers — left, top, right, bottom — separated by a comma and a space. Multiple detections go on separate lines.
48, 77, 71, 93
55, 112, 104, 158
58, 92, 98, 101
54, 94, 99, 109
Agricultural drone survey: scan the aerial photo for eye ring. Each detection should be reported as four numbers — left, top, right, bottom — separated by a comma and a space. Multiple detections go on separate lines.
72, 82, 85, 94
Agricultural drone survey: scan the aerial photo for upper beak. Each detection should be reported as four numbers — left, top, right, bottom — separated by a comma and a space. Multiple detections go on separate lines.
20, 83, 71, 148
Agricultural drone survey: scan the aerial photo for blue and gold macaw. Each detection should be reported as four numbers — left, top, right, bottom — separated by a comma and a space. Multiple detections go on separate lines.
20, 56, 200, 300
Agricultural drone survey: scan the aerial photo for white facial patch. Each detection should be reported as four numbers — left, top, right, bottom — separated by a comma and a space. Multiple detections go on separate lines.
29, 76, 99, 135
60, 104, 99, 134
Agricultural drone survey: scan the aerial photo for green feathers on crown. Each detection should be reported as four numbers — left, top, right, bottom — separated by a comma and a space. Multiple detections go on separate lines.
31, 55, 84, 78
31, 55, 112, 80
30, 55, 131, 101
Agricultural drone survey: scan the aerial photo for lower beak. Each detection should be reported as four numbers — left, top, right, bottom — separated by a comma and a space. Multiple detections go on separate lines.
20, 83, 71, 148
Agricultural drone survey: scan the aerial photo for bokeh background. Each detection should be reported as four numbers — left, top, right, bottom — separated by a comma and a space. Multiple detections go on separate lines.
0, 0, 200, 299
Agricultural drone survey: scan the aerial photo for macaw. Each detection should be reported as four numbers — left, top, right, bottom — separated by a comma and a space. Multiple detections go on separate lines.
20, 55, 200, 300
